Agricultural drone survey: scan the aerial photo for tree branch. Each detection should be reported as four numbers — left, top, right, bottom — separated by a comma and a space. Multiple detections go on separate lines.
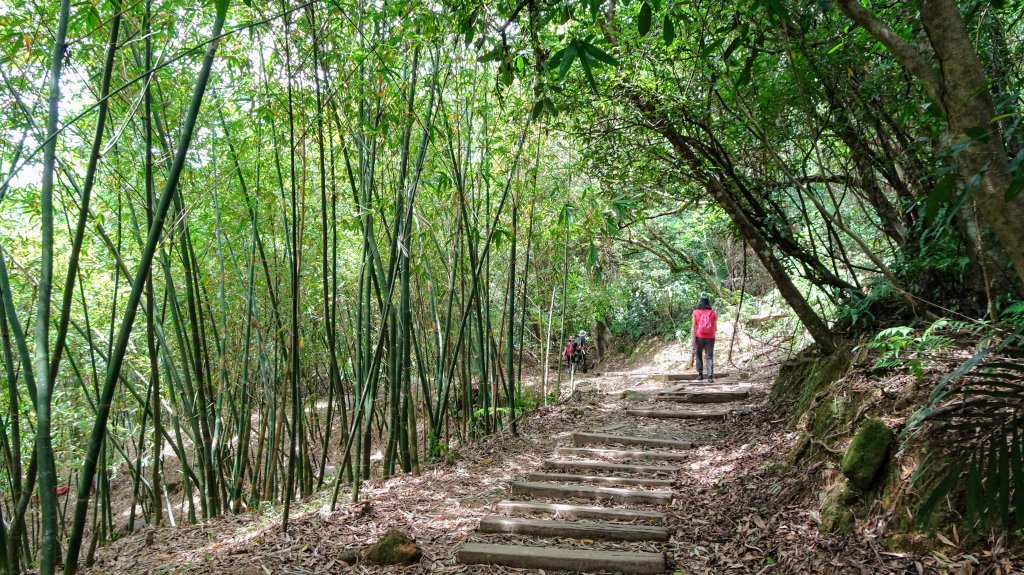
834, 0, 943, 103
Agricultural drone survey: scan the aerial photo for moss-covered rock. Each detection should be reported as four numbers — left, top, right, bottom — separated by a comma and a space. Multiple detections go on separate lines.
365, 529, 421, 565
841, 418, 894, 490
619, 390, 648, 401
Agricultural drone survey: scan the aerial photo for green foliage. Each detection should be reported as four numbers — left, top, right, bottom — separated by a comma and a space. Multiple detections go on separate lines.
515, 383, 555, 413
907, 329, 1024, 531
858, 319, 955, 380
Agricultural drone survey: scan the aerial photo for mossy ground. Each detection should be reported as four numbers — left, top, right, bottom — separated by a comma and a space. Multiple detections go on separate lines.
771, 349, 852, 424
364, 529, 422, 565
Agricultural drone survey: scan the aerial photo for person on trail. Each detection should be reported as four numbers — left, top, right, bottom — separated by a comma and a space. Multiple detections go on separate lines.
564, 340, 576, 372
691, 294, 717, 383
573, 330, 589, 373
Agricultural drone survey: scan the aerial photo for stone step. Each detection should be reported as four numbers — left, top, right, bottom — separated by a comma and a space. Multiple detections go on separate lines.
651, 372, 734, 382
495, 500, 668, 523
556, 447, 691, 462
661, 382, 746, 391
510, 481, 672, 504
663, 380, 744, 390
625, 408, 730, 419
656, 388, 750, 403
478, 516, 671, 542
543, 459, 678, 475
457, 543, 667, 574
526, 471, 674, 487
573, 432, 694, 450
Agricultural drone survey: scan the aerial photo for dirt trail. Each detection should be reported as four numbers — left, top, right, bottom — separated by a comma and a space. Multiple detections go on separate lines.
84, 357, 1017, 574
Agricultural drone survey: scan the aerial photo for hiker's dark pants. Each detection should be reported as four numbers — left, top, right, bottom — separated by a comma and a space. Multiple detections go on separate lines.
695, 337, 715, 378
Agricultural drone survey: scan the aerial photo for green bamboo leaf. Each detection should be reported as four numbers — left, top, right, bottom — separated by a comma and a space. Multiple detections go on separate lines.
964, 126, 989, 142
662, 16, 675, 45
1006, 176, 1024, 201
531, 99, 545, 121
735, 48, 757, 89
216, 0, 229, 20
917, 462, 961, 527
582, 42, 618, 66
579, 51, 598, 94
544, 97, 558, 116
638, 2, 652, 36
547, 47, 565, 72
764, 0, 792, 23
722, 26, 748, 60
558, 43, 577, 79
925, 175, 957, 220
698, 35, 726, 58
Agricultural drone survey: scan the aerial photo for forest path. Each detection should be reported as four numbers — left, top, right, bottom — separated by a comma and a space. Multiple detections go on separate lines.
86, 356, 1009, 574
455, 369, 749, 574
85, 361, 808, 575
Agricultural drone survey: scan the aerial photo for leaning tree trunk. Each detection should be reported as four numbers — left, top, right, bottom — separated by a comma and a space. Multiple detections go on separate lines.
627, 93, 837, 353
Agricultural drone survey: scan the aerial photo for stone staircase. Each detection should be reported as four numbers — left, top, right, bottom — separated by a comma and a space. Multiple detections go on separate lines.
455, 371, 752, 573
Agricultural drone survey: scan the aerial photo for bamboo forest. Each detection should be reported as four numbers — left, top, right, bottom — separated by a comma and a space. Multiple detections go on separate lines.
0, 0, 1022, 572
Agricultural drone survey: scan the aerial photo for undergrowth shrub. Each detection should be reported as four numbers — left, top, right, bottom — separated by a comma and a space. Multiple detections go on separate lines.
898, 309, 1024, 532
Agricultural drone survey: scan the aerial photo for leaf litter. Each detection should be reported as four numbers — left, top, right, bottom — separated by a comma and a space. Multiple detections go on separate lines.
84, 363, 1023, 574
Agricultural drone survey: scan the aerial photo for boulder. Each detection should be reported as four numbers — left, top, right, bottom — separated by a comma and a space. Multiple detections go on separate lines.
619, 390, 648, 401
841, 418, 894, 490
364, 529, 421, 565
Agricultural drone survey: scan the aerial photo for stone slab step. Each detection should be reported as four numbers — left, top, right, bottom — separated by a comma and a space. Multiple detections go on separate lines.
556, 447, 691, 462
663, 380, 744, 391
479, 516, 670, 541
661, 382, 746, 391
573, 432, 694, 449
656, 388, 750, 403
457, 543, 667, 574
651, 372, 733, 382
511, 481, 672, 504
543, 459, 678, 475
526, 471, 674, 487
495, 500, 668, 523
625, 408, 730, 419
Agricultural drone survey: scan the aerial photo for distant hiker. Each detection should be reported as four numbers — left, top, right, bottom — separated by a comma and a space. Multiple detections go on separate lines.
691, 294, 717, 383
574, 330, 591, 373
564, 340, 576, 372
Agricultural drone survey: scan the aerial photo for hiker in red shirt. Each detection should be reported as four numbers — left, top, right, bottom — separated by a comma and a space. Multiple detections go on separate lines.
563, 340, 576, 372
691, 294, 718, 383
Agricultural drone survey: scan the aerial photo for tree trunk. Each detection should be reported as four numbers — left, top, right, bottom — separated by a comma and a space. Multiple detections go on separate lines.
836, 0, 1024, 286
917, 0, 1024, 285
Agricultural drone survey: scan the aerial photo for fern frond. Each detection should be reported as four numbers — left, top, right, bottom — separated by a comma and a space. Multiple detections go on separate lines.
908, 332, 1024, 530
